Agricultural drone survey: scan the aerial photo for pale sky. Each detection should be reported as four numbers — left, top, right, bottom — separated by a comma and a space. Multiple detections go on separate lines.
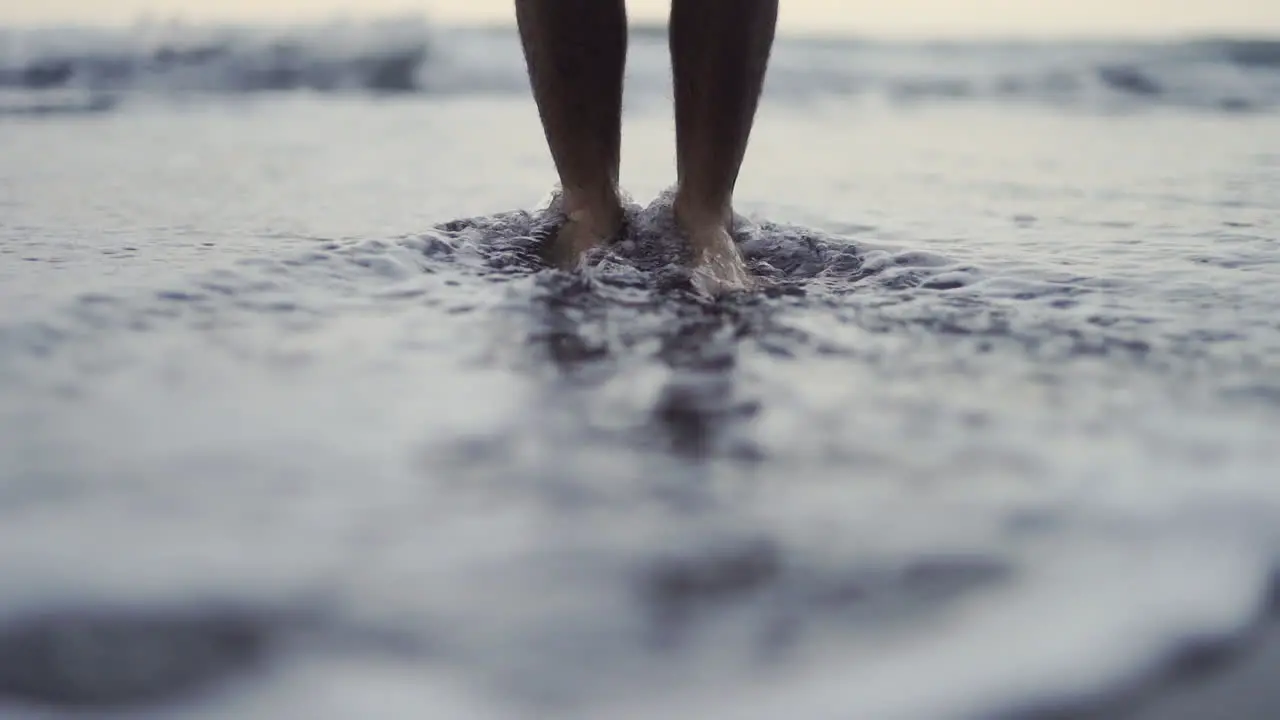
1, 0, 1278, 38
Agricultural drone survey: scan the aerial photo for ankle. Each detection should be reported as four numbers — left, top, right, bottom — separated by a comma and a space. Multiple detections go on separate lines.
673, 192, 731, 232
562, 186, 623, 232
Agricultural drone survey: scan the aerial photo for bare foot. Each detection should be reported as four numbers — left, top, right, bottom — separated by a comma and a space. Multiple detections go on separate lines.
675, 200, 753, 296
688, 224, 752, 296
544, 204, 623, 270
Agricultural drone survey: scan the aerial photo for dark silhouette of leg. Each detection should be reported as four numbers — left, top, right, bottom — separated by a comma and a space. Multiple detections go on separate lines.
670, 0, 778, 294
515, 0, 628, 268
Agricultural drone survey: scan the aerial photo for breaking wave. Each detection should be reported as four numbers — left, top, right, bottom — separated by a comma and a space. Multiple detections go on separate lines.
1, 19, 1279, 114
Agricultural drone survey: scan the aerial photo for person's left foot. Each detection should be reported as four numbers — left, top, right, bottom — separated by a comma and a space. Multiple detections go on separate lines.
675, 198, 753, 296
688, 223, 753, 296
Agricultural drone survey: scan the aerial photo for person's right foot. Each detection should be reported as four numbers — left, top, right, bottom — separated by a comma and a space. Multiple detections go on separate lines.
543, 198, 623, 269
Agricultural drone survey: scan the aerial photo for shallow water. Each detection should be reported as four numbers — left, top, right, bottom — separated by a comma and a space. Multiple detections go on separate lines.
2, 21, 1280, 720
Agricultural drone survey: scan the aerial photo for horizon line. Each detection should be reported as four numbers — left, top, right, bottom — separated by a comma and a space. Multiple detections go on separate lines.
2, 14, 1279, 44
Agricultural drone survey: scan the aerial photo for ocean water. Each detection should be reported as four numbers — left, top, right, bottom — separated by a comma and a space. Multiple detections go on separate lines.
2, 18, 1280, 720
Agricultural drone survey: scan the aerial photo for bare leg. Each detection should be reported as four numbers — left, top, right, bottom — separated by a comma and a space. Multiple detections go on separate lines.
515, 0, 628, 268
670, 0, 778, 295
